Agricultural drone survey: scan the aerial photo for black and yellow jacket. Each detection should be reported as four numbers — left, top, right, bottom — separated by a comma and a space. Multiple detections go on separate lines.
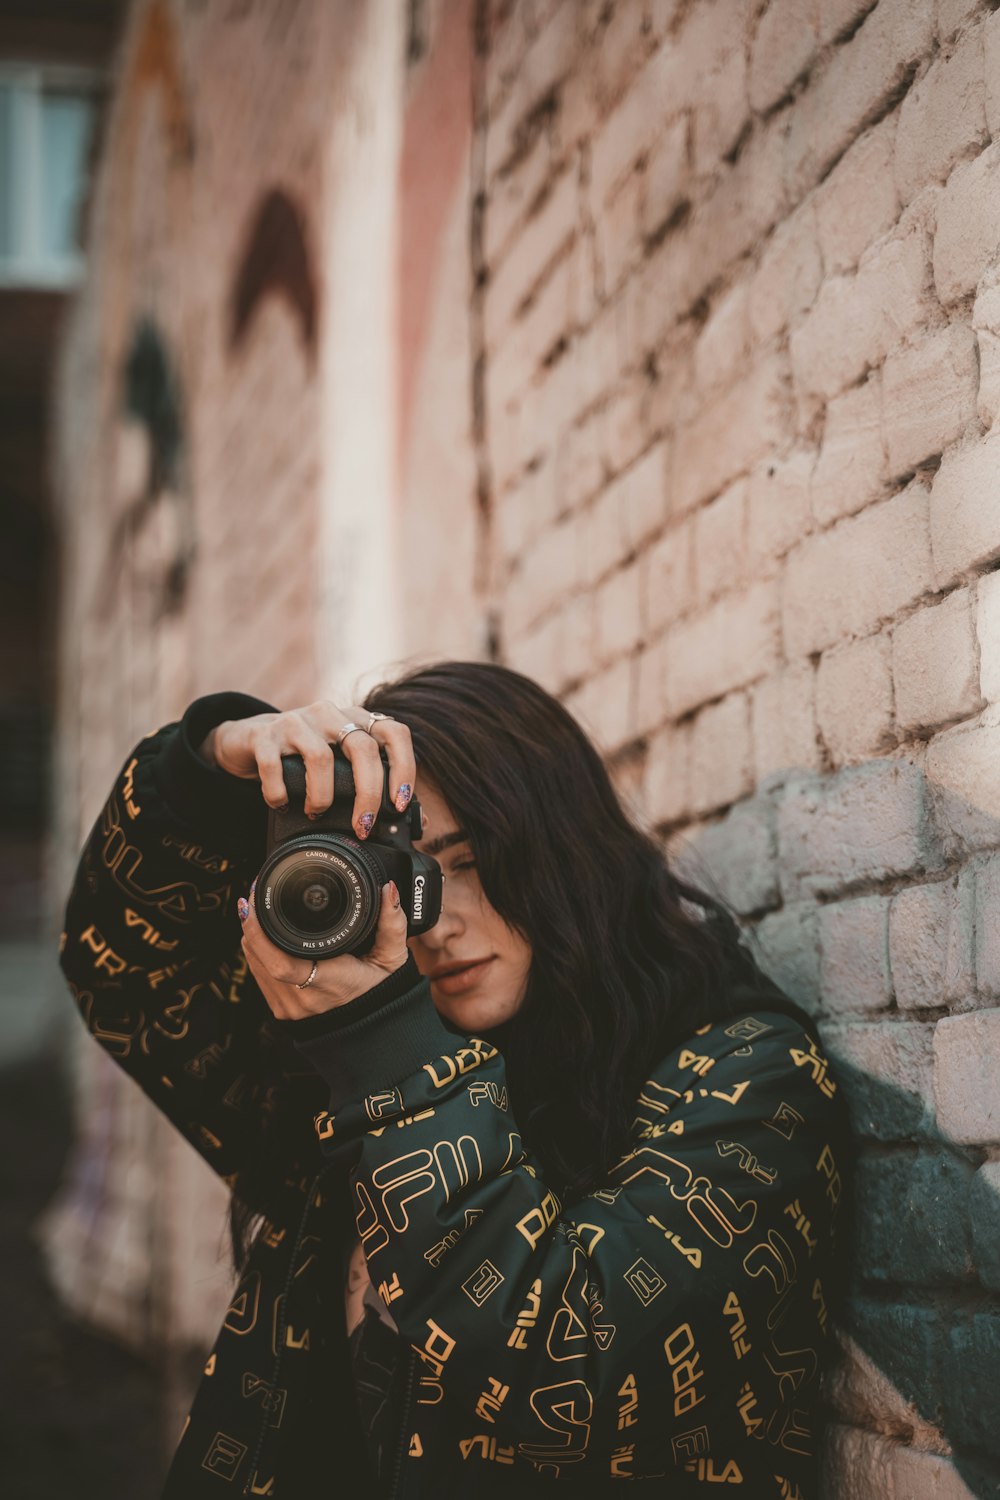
58, 693, 853, 1499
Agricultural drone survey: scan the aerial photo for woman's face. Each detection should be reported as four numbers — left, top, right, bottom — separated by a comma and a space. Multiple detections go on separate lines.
407, 774, 532, 1035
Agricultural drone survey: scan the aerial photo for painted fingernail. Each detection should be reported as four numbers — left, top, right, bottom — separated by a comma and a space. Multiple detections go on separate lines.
275, 802, 289, 813
249, 878, 257, 900
237, 897, 249, 922
307, 812, 320, 821
357, 810, 375, 839
395, 783, 412, 813
389, 879, 401, 909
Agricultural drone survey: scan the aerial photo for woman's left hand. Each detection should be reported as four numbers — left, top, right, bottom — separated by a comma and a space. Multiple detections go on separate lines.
238, 878, 410, 1020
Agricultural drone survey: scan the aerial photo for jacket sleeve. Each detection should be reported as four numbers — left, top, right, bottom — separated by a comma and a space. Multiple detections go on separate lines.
58, 690, 281, 1186
283, 963, 851, 1480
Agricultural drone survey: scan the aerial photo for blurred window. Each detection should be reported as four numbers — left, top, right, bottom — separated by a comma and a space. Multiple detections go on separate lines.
0, 67, 98, 288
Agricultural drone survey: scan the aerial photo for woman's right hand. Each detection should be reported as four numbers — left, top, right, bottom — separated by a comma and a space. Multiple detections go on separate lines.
197, 701, 416, 840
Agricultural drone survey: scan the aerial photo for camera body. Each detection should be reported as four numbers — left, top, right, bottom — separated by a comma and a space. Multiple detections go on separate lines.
253, 745, 442, 959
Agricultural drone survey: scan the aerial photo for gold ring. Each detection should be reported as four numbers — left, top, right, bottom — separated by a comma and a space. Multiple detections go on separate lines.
293, 960, 319, 989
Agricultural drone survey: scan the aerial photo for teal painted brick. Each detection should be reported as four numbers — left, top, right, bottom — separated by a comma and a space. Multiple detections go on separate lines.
844, 1298, 944, 1432
854, 1149, 975, 1285
777, 760, 939, 901
819, 1017, 936, 1141
969, 1161, 1000, 1294
941, 1313, 1000, 1454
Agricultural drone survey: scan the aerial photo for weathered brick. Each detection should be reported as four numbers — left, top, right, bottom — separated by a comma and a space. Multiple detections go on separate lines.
689, 23, 748, 175
895, 20, 987, 206
693, 478, 748, 607
747, 200, 822, 347
812, 114, 899, 277
854, 1149, 975, 1283
670, 349, 792, 517
974, 853, 1000, 1001
983, 6, 1000, 137
554, 409, 606, 514
593, 167, 643, 300
633, 631, 669, 739
681, 794, 779, 916
777, 758, 936, 900
825, 1312, 944, 1450
783, 482, 934, 658
925, 717, 1000, 856
929, 428, 1000, 587
746, 450, 814, 570
620, 440, 669, 553
558, 590, 596, 687
692, 283, 752, 403
892, 586, 980, 732
940, 1312, 1000, 1450
642, 716, 691, 826
484, 121, 558, 270
665, 577, 781, 718
820, 1016, 937, 1140
486, 166, 579, 349
565, 654, 634, 754
969, 1160, 1000, 1293
507, 512, 578, 633
976, 568, 1000, 704
816, 631, 894, 765
588, 33, 682, 206
784, 0, 936, 202
750, 901, 822, 1016
638, 116, 688, 245
593, 557, 643, 664
934, 1008, 1000, 1142
749, 0, 817, 115
642, 516, 695, 634
750, 661, 822, 783
487, 2, 581, 182
688, 692, 753, 816
791, 208, 938, 405
810, 374, 886, 528
889, 871, 976, 1009
600, 377, 645, 478
886, 1447, 982, 1500
881, 323, 978, 478
972, 278, 1000, 429
818, 894, 893, 1013
577, 481, 626, 591
933, 140, 1000, 305
941, 0, 986, 43
817, 1427, 897, 1500
504, 609, 565, 696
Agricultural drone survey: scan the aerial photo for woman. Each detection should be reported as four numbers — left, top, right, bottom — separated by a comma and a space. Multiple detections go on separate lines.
58, 659, 853, 1499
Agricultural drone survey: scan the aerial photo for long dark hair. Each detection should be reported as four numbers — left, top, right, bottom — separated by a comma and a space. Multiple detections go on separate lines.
229, 659, 818, 1272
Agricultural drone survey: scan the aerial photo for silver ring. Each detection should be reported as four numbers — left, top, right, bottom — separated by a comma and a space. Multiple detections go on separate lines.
365, 710, 393, 733
294, 960, 319, 989
335, 722, 367, 747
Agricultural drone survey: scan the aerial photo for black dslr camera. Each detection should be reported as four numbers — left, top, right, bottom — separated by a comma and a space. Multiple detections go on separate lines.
253, 745, 442, 959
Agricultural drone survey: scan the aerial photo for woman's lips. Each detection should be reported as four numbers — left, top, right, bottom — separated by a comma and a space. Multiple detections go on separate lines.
432, 957, 496, 995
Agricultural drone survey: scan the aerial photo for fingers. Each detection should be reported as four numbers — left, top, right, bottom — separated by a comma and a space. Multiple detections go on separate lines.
245, 700, 417, 841
364, 715, 417, 815
367, 880, 408, 968
336, 724, 388, 839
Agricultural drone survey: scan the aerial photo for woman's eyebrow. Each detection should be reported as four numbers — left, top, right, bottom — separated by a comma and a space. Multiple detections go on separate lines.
422, 829, 469, 857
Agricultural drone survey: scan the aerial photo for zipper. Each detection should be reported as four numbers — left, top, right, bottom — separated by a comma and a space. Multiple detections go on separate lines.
387, 1346, 418, 1500
240, 1163, 334, 1497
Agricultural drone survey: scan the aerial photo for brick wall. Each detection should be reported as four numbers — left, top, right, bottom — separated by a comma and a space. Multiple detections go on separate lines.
479, 0, 1000, 1493
47, 0, 1000, 1489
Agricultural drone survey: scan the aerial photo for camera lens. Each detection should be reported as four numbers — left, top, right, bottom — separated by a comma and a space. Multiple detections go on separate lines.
253, 834, 385, 957
274, 864, 350, 934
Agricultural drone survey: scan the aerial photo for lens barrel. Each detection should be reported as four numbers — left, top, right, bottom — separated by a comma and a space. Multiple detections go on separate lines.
254, 833, 386, 957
